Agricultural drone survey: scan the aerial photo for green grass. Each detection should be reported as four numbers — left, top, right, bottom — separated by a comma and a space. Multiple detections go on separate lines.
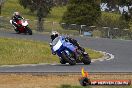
1, 0, 36, 19
0, 37, 103, 65
85, 48, 103, 59
0, 37, 57, 65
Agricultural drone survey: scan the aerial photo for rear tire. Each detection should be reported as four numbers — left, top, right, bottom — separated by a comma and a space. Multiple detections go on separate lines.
61, 52, 76, 65
82, 53, 91, 65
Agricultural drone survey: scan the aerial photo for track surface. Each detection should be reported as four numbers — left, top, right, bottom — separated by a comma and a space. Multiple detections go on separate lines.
0, 31, 132, 72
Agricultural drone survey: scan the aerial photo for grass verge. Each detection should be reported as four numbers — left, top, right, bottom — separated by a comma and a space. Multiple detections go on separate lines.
0, 37, 103, 65
0, 74, 131, 88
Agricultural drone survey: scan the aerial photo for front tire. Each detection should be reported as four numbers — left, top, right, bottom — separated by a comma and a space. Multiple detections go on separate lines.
60, 59, 66, 64
26, 27, 32, 35
14, 28, 20, 34
61, 51, 76, 65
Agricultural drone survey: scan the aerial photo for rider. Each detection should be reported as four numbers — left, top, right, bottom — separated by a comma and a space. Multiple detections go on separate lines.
50, 31, 85, 52
50, 31, 85, 59
11, 12, 24, 30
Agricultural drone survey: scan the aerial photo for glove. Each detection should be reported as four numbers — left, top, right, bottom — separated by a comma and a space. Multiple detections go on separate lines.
65, 38, 69, 42
49, 43, 52, 47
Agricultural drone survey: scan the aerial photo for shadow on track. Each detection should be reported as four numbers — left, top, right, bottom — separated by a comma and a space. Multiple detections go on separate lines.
51, 63, 92, 66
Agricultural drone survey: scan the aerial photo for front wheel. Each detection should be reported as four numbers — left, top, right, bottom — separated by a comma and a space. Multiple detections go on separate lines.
26, 27, 32, 35
14, 28, 20, 34
60, 59, 66, 64
61, 51, 76, 65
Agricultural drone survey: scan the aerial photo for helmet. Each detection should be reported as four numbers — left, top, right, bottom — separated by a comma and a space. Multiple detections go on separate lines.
51, 31, 59, 41
13, 12, 20, 16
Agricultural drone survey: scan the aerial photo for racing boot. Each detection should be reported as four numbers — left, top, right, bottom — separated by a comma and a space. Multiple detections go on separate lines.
78, 46, 85, 52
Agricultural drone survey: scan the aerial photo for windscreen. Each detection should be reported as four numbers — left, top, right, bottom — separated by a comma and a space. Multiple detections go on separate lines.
52, 36, 61, 46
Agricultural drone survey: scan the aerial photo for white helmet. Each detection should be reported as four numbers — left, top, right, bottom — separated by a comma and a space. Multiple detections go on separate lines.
13, 12, 20, 16
52, 31, 59, 35
51, 31, 59, 41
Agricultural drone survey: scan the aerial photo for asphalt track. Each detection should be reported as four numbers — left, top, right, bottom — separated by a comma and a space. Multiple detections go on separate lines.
0, 30, 132, 72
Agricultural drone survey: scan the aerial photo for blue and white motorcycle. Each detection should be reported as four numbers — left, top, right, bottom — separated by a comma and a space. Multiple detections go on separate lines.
50, 36, 91, 65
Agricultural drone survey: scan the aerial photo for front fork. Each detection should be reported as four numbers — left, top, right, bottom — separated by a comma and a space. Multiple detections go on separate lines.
59, 50, 73, 62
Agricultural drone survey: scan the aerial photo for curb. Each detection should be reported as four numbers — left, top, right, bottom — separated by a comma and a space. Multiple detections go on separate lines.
91, 51, 114, 62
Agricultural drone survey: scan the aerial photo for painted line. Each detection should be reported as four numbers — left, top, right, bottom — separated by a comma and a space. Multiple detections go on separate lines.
92, 50, 114, 62
106, 53, 115, 61
0, 63, 50, 67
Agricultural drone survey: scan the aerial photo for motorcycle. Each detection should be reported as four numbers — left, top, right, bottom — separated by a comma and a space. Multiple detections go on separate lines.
10, 18, 32, 35
50, 36, 91, 65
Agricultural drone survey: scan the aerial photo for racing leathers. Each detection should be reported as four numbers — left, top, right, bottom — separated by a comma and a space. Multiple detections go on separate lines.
65, 36, 85, 52
11, 15, 24, 29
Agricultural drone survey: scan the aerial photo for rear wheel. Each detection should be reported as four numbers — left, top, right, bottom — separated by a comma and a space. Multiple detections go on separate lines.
82, 53, 91, 65
61, 51, 76, 65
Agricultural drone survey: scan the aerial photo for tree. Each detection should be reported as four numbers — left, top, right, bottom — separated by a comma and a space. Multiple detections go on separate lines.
0, 0, 5, 15
128, 19, 132, 31
118, 0, 132, 7
61, 0, 101, 26
0, 3, 1, 15
101, 0, 132, 21
101, 0, 132, 14
101, 0, 120, 12
119, 0, 132, 18
19, 0, 53, 31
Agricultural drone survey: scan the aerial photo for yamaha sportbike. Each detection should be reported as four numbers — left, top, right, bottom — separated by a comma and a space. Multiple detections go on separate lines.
10, 19, 32, 35
50, 36, 91, 65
